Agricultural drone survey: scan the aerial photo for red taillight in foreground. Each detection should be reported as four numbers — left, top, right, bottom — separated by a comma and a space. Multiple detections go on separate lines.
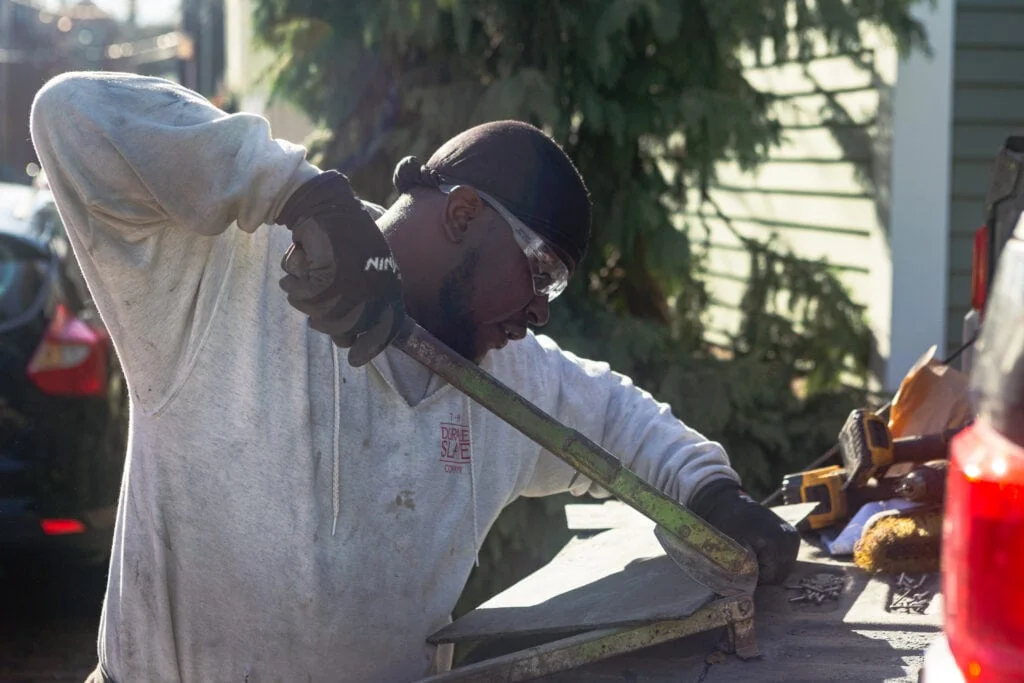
944, 424, 1024, 681
944, 220, 1024, 681
40, 518, 86, 535
27, 303, 107, 396
970, 225, 990, 314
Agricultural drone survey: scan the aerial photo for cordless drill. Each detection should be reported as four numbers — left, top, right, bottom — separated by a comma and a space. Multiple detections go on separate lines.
839, 408, 968, 489
783, 412, 967, 530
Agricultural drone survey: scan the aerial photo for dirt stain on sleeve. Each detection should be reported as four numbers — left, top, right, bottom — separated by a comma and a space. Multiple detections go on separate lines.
392, 490, 416, 511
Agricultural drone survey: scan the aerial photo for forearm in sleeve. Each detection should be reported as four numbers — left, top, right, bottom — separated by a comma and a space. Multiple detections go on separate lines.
520, 337, 740, 506
30, 71, 318, 237
28, 72, 318, 411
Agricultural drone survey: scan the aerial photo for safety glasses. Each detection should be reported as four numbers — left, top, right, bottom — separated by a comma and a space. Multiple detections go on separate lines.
439, 185, 570, 301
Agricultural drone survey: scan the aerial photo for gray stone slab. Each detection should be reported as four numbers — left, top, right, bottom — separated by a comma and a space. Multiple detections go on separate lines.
429, 527, 717, 644
564, 501, 653, 530
564, 501, 818, 531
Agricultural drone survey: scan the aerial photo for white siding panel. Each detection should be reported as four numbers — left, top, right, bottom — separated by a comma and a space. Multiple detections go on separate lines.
774, 127, 873, 162
696, 34, 897, 389
714, 160, 873, 196
704, 189, 878, 233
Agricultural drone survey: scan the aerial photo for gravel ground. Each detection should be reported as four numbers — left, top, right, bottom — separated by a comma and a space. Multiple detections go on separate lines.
0, 558, 105, 682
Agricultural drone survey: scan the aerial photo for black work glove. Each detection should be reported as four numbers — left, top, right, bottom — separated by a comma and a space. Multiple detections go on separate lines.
689, 478, 800, 585
277, 171, 405, 367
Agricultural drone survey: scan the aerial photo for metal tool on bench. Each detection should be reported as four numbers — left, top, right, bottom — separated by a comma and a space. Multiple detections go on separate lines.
762, 403, 892, 507
895, 460, 949, 504
782, 406, 968, 530
762, 337, 977, 508
838, 408, 966, 490
391, 319, 761, 680
781, 462, 945, 532
782, 465, 851, 530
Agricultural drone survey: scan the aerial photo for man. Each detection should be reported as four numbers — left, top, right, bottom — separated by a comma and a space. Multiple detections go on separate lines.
30, 72, 798, 683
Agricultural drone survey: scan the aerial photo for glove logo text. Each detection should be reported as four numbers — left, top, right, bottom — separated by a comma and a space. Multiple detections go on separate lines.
365, 255, 399, 275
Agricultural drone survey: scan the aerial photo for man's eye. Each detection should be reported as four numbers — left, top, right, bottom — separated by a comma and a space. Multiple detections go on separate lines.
534, 270, 554, 288
535, 250, 559, 267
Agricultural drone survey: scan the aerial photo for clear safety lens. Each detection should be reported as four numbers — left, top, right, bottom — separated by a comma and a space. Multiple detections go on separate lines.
441, 185, 570, 301
505, 219, 569, 301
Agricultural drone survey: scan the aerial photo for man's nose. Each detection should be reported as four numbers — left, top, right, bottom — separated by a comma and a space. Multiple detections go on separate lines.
526, 294, 550, 327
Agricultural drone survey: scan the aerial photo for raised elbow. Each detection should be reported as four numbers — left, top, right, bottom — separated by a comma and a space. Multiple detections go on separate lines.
31, 72, 87, 141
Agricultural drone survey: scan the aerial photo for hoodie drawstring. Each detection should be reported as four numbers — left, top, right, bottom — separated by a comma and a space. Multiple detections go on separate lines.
467, 397, 480, 568
331, 344, 341, 536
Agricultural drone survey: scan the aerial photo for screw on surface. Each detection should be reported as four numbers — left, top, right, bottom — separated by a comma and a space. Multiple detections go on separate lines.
889, 574, 934, 614
786, 573, 845, 606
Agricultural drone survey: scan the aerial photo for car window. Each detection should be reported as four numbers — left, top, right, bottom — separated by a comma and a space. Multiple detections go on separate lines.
24, 202, 89, 314
0, 238, 49, 327
28, 202, 60, 240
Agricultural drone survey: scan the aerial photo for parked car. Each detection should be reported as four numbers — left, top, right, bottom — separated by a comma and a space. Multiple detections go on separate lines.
960, 136, 1024, 376
0, 177, 127, 564
921, 142, 1024, 682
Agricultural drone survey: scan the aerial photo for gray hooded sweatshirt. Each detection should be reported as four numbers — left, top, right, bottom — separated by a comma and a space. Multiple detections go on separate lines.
29, 72, 740, 683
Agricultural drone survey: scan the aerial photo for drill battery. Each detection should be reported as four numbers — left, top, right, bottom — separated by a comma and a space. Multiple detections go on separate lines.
840, 409, 894, 489
782, 465, 847, 530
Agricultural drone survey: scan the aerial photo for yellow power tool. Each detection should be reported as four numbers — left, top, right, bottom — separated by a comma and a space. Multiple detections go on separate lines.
781, 466, 847, 530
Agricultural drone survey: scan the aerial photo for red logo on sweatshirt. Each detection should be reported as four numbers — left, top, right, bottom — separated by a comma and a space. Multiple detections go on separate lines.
440, 415, 471, 474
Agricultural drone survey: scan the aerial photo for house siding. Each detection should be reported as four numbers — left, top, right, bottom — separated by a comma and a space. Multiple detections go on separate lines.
224, 0, 316, 145
948, 0, 1024, 352
687, 42, 897, 388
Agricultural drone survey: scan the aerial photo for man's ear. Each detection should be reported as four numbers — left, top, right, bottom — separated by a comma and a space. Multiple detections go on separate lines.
442, 186, 485, 244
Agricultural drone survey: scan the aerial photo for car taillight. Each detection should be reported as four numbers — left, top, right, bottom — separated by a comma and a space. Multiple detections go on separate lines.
944, 424, 1024, 681
26, 303, 107, 396
943, 218, 1024, 681
40, 518, 86, 535
971, 225, 990, 314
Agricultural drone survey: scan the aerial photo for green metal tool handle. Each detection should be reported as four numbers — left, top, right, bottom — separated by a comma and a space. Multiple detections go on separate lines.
392, 319, 758, 584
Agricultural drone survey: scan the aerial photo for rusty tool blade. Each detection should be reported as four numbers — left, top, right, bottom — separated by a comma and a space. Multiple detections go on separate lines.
392, 319, 758, 596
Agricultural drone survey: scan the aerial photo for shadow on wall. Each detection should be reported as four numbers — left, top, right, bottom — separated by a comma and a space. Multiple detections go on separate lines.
800, 55, 894, 384
802, 56, 894, 238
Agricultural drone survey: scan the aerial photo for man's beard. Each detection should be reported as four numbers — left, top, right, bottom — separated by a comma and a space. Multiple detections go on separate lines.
437, 248, 481, 361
